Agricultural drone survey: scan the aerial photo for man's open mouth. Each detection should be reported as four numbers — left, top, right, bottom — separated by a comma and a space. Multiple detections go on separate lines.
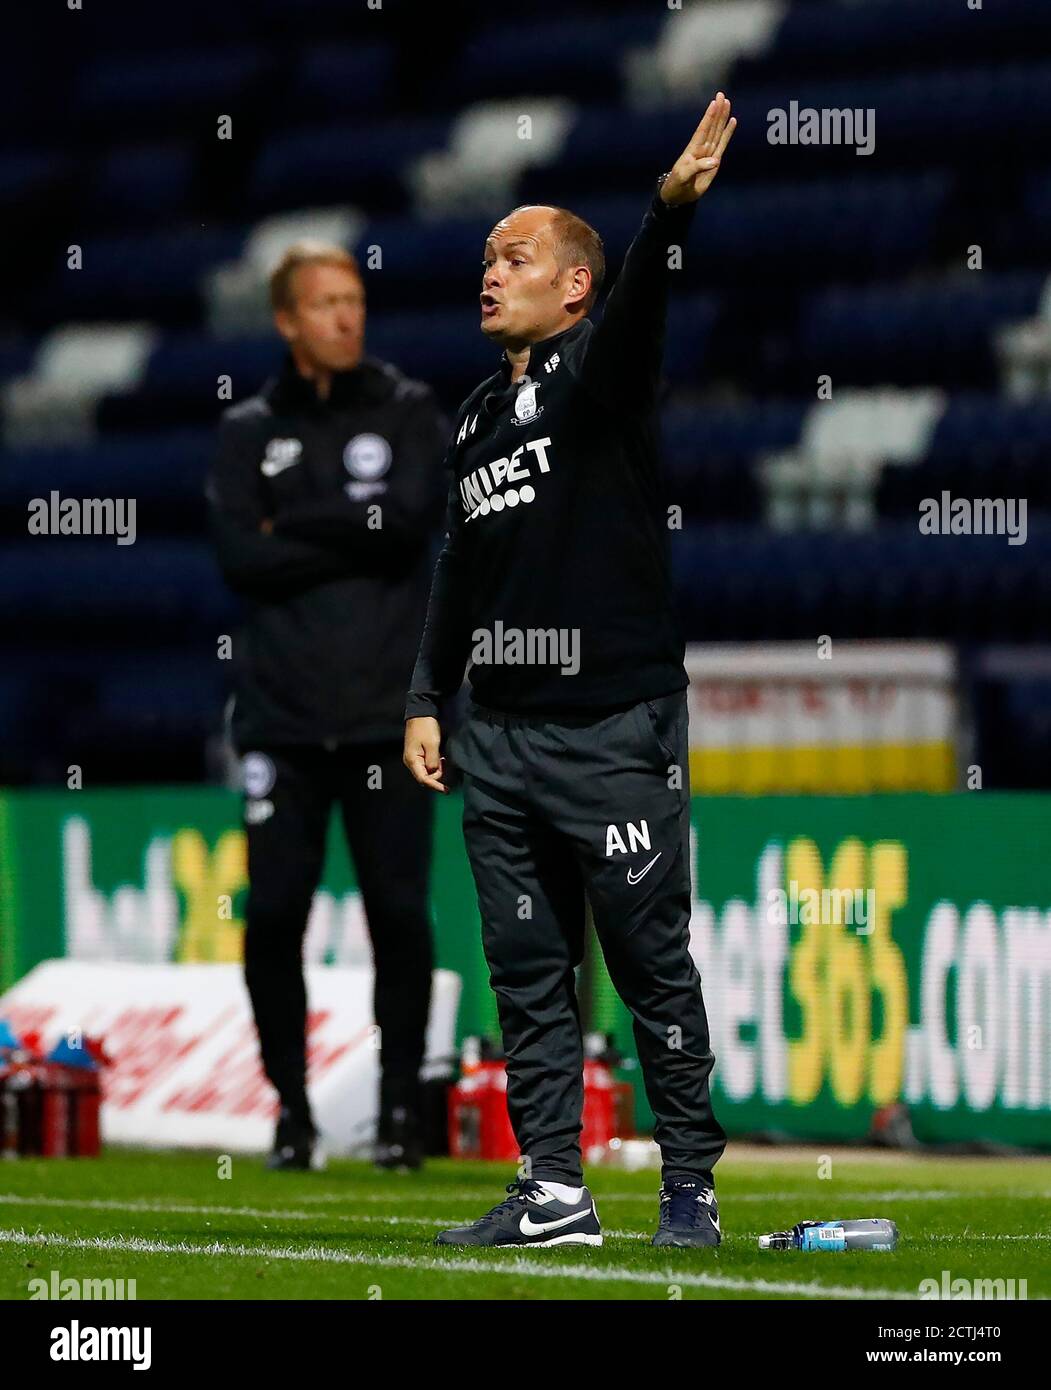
480, 294, 501, 319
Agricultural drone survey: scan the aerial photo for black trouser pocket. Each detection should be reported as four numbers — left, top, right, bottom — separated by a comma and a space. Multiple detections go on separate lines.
639, 691, 684, 769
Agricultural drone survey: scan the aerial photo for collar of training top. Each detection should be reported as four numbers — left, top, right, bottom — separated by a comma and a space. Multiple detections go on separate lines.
265, 353, 393, 414
492, 319, 587, 391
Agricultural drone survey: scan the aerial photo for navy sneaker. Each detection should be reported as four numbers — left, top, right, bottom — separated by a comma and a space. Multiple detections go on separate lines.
266, 1108, 325, 1172
651, 1178, 721, 1247
436, 1178, 602, 1248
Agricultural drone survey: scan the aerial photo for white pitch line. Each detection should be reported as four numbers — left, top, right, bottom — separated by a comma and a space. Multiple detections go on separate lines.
599, 1190, 1051, 1203
4, 1190, 1046, 1225
0, 1228, 916, 1300
924, 1233, 1051, 1242
285, 1188, 1051, 1204
2, 1197, 1044, 1245
0, 1195, 692, 1248
0, 1194, 461, 1227
0, 1193, 654, 1242
3, 1196, 1044, 1253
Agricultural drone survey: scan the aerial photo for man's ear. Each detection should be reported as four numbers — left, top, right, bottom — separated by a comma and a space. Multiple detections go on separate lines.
565, 265, 592, 312
274, 308, 297, 345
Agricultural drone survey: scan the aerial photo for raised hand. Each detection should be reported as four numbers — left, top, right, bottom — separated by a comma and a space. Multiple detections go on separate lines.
660, 92, 737, 206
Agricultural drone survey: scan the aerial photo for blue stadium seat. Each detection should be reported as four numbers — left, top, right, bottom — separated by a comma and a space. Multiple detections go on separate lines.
355, 214, 487, 309
39, 228, 246, 325
798, 274, 1045, 386
0, 336, 36, 383
77, 46, 269, 133
0, 151, 69, 208
92, 657, 229, 737
86, 143, 196, 227
739, 0, 1051, 83
0, 431, 213, 506
94, 340, 280, 431
0, 542, 236, 630
663, 400, 806, 460
1023, 167, 1051, 249
288, 42, 398, 118
663, 297, 718, 387
879, 396, 1051, 518
250, 116, 449, 215
672, 524, 1051, 642
452, 11, 662, 103
143, 336, 282, 397
365, 308, 503, 396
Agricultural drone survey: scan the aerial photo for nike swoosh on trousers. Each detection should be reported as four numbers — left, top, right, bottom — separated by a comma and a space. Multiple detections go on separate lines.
626, 851, 662, 885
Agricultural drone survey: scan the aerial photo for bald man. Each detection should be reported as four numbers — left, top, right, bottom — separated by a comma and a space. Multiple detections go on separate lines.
405, 97, 736, 1248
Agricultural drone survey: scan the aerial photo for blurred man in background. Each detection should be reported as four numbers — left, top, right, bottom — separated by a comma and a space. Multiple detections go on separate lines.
208, 242, 447, 1171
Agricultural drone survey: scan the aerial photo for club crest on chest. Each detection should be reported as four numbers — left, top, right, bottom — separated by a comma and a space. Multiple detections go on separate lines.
512, 380, 543, 426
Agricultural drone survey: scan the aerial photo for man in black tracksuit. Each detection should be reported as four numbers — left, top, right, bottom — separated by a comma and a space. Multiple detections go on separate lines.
404, 96, 737, 1247
208, 241, 447, 1171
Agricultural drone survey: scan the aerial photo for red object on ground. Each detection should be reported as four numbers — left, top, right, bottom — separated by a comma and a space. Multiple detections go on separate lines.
71, 1067, 103, 1157
84, 1037, 113, 1068
448, 1060, 517, 1161
41, 1062, 73, 1157
448, 1056, 635, 1161
0, 1034, 106, 1159
5, 1062, 42, 1156
0, 1062, 21, 1158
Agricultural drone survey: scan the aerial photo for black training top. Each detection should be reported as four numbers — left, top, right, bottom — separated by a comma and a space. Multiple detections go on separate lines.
208, 354, 447, 749
406, 179, 695, 719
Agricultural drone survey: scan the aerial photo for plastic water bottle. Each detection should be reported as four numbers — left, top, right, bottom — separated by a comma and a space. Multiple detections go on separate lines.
758, 1218, 898, 1252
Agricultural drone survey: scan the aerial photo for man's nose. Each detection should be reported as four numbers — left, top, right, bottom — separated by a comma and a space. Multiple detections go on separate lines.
483, 267, 503, 289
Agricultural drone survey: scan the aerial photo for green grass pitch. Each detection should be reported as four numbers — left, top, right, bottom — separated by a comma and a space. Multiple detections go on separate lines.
1, 1147, 1048, 1300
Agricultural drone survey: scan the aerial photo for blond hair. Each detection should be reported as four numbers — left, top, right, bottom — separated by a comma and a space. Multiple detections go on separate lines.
269, 240, 362, 313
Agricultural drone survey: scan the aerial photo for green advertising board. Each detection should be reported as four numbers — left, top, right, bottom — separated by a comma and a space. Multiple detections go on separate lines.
1, 788, 1049, 1149
0, 787, 498, 1038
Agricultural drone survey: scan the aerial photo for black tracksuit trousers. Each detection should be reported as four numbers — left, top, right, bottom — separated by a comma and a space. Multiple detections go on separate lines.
452, 689, 726, 1186
242, 742, 433, 1129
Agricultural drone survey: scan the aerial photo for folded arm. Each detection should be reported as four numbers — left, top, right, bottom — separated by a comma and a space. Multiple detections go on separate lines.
206, 413, 356, 600
274, 386, 448, 558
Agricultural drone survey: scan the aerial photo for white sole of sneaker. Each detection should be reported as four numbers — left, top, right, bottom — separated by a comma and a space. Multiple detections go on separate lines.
498, 1233, 604, 1248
